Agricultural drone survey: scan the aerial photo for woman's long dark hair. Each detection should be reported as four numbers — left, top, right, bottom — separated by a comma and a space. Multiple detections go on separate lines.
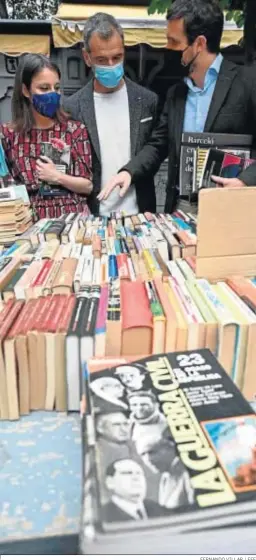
11, 53, 67, 133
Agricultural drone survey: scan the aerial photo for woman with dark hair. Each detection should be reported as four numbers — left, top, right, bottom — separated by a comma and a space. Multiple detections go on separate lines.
0, 53, 92, 220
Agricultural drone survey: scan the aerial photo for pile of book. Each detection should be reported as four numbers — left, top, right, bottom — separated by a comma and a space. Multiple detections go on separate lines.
0, 211, 256, 421
0, 197, 32, 244
79, 349, 256, 554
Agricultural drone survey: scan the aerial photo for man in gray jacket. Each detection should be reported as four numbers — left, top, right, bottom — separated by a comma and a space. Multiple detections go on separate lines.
64, 12, 159, 215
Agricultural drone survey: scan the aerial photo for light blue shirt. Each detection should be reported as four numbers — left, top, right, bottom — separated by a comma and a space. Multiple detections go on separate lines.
183, 53, 223, 133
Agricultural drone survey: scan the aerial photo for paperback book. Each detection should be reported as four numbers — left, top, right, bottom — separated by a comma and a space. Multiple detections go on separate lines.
80, 349, 256, 553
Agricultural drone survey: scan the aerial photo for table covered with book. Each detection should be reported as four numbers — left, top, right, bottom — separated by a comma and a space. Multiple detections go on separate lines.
0, 187, 256, 553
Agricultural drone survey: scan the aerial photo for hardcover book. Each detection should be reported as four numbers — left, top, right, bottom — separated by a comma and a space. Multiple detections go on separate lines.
179, 132, 252, 196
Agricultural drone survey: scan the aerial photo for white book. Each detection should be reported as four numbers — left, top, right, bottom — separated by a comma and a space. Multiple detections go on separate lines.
81, 255, 94, 286
74, 256, 86, 293
92, 258, 101, 285
70, 243, 82, 259
62, 242, 72, 259
82, 245, 93, 257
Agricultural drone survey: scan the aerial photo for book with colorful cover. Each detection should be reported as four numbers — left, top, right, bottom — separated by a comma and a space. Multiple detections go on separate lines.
179, 132, 252, 196
80, 349, 256, 553
199, 148, 255, 189
39, 138, 71, 197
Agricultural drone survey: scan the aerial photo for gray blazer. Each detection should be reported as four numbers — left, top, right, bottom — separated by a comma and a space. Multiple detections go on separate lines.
63, 77, 159, 213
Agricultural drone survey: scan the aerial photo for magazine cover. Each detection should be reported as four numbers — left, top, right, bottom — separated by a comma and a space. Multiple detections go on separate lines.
83, 349, 256, 534
39, 138, 70, 197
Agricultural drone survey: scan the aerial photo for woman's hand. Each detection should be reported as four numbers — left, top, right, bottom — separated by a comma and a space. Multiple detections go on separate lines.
36, 156, 61, 184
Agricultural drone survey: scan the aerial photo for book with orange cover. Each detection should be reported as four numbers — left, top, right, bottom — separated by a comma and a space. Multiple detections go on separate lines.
120, 279, 152, 356
1, 299, 24, 420
44, 295, 68, 410
154, 277, 177, 352
52, 257, 78, 295
26, 297, 50, 410
227, 277, 256, 312
7, 300, 38, 416
55, 294, 76, 411
0, 300, 19, 418
164, 281, 188, 351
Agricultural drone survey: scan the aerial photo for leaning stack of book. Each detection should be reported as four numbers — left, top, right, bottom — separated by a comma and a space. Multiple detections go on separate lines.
0, 212, 256, 421
0, 197, 32, 244
79, 349, 256, 553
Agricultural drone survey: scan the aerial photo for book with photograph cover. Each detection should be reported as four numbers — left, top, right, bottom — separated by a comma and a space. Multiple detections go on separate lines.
179, 132, 253, 196
198, 148, 255, 189
39, 139, 71, 197
80, 349, 256, 552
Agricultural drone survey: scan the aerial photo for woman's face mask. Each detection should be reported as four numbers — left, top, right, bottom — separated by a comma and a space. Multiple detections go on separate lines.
93, 62, 124, 89
32, 91, 61, 118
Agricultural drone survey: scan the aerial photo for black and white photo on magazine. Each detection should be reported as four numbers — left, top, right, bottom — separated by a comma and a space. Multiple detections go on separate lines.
91, 364, 194, 524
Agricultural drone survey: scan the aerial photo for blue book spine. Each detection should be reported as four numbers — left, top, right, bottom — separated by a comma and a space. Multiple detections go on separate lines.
108, 255, 118, 279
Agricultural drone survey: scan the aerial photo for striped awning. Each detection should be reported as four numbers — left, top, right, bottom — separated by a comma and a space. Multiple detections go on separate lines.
52, 3, 243, 49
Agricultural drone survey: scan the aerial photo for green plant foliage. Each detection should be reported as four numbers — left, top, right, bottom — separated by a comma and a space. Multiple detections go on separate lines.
148, 0, 245, 28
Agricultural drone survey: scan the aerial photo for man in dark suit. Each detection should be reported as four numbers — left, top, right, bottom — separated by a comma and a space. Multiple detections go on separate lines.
99, 0, 256, 213
103, 458, 167, 522
64, 12, 158, 215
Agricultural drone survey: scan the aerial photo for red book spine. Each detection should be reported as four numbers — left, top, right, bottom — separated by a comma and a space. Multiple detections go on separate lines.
0, 300, 24, 341
8, 299, 37, 338
47, 295, 68, 333
33, 296, 54, 332
57, 294, 76, 333
116, 253, 129, 279
32, 260, 53, 288
121, 280, 152, 330
0, 299, 15, 324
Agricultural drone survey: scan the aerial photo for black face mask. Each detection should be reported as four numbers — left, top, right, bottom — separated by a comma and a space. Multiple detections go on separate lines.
173, 45, 199, 76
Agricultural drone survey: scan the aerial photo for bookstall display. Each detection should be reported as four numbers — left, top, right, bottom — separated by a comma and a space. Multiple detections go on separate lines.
0, 184, 256, 554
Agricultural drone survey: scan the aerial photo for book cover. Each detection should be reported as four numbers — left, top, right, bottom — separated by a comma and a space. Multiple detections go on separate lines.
179, 132, 252, 196
200, 149, 255, 189
82, 350, 256, 539
39, 139, 70, 197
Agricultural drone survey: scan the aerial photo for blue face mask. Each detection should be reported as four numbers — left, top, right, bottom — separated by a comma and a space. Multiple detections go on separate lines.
32, 91, 61, 118
94, 62, 124, 89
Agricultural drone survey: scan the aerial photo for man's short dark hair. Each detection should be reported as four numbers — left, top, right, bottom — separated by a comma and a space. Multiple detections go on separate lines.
83, 12, 124, 52
167, 0, 224, 54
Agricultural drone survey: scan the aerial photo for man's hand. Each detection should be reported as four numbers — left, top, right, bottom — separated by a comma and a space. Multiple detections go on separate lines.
211, 175, 246, 188
36, 156, 61, 184
97, 171, 132, 201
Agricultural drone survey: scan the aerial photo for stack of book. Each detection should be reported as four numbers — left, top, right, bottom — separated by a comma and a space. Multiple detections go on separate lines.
0, 211, 256, 421
79, 349, 256, 553
0, 197, 32, 244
